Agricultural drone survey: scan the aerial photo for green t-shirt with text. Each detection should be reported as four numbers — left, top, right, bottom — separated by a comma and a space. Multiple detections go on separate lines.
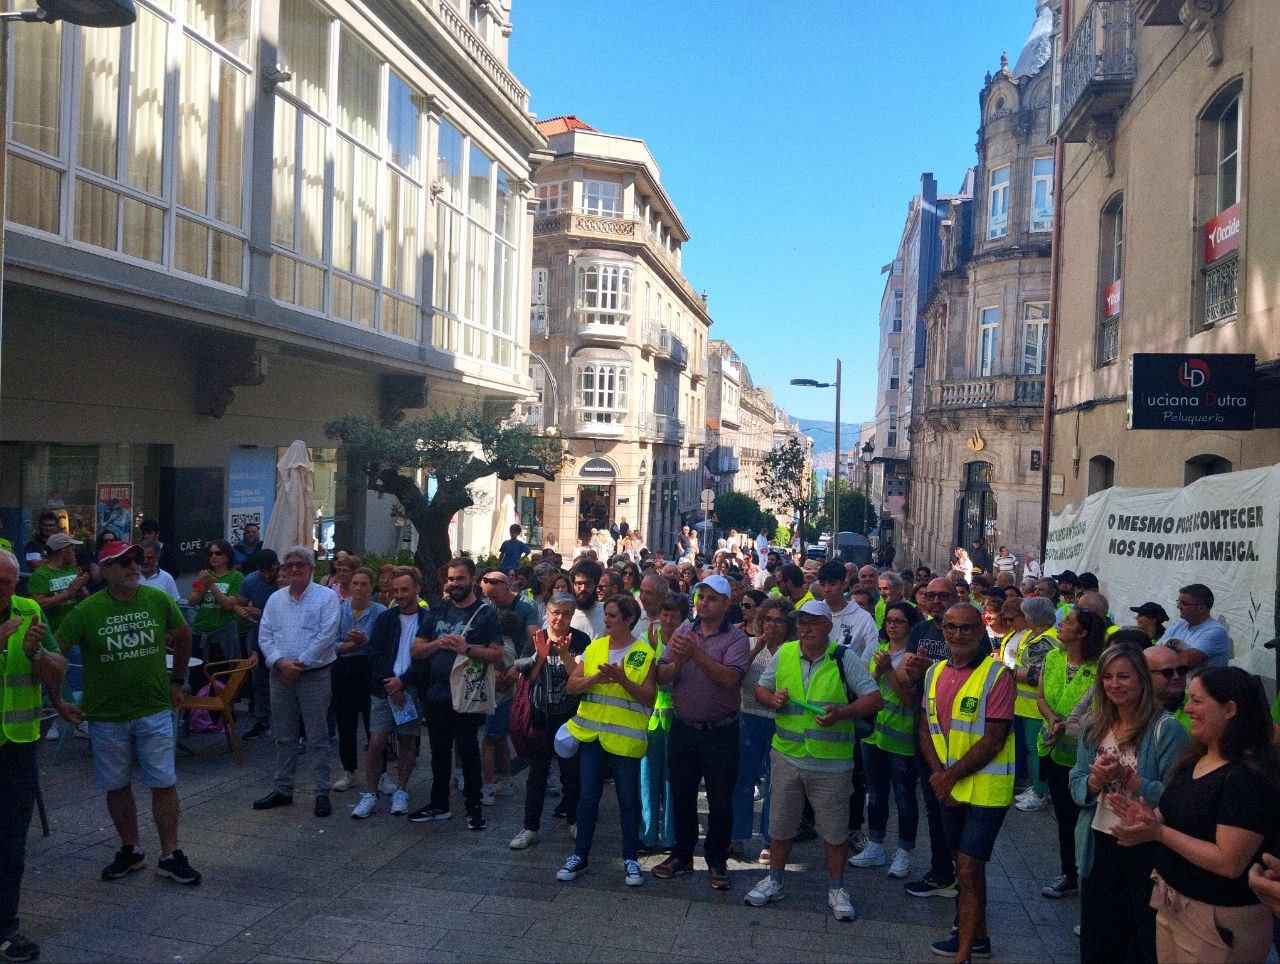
193, 569, 244, 634
57, 585, 185, 722
28, 565, 81, 632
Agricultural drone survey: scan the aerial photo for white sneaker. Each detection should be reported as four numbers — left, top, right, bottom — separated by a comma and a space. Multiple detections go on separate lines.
45, 721, 60, 741
849, 841, 886, 868
624, 859, 644, 886
495, 779, 515, 797
828, 886, 858, 921
1015, 790, 1050, 812
378, 773, 397, 795
745, 875, 784, 907
481, 785, 497, 807
390, 790, 410, 815
888, 848, 911, 879
509, 829, 540, 850
73, 722, 89, 739
351, 793, 378, 819
332, 771, 357, 792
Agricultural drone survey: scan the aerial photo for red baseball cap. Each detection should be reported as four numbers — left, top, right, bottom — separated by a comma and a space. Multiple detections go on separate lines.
98, 541, 143, 565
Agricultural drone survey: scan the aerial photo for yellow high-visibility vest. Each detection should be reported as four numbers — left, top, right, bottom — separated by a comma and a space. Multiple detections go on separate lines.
924, 655, 1015, 807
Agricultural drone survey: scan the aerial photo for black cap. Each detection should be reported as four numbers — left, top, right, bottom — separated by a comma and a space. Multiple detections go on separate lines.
1050, 569, 1079, 584
1076, 571, 1100, 591
1129, 602, 1169, 622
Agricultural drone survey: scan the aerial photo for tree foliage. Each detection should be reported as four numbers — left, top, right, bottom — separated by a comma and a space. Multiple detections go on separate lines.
815, 478, 878, 536
326, 406, 565, 597
713, 491, 763, 533
757, 437, 817, 541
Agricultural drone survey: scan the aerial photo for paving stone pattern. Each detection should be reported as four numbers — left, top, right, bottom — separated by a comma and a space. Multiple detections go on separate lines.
22, 732, 1080, 962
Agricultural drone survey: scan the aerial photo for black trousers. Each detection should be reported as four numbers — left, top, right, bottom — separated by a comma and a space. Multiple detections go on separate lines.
330, 656, 371, 774
1080, 830, 1158, 964
847, 732, 867, 832
915, 747, 955, 881
423, 702, 483, 815
668, 718, 739, 865
1042, 755, 1079, 881
0, 741, 38, 940
522, 706, 579, 832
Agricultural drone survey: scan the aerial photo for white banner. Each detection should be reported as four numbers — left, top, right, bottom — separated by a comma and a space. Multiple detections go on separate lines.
1045, 465, 1280, 684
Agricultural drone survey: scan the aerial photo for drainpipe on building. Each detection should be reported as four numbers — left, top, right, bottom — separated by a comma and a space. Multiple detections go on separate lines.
1040, 0, 1071, 561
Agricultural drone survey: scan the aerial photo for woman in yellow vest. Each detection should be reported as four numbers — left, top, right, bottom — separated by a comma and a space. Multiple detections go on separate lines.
557, 593, 655, 886
1011, 596, 1058, 813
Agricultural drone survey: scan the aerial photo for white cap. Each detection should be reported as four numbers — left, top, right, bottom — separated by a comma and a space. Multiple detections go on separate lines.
695, 574, 732, 597
796, 599, 833, 620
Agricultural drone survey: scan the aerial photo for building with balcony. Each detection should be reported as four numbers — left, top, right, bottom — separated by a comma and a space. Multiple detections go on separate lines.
524, 116, 711, 551
0, 0, 543, 564
705, 339, 776, 513
905, 9, 1054, 570
1048, 0, 1280, 504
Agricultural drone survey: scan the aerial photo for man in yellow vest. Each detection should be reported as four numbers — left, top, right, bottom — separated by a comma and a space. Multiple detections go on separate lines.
1, 549, 72, 963
745, 599, 883, 921
917, 603, 1016, 962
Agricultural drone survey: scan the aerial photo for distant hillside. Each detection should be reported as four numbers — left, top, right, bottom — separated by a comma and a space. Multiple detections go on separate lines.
796, 419, 868, 455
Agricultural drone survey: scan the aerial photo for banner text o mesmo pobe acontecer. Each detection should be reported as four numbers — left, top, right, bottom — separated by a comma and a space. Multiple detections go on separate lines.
1044, 464, 1279, 685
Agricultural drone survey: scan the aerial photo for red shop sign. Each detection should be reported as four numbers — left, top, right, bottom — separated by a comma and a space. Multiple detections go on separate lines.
1204, 202, 1241, 264
1103, 278, 1123, 319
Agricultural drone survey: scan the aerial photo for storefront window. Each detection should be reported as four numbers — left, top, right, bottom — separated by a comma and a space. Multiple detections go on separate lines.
16, 443, 163, 545
515, 482, 545, 548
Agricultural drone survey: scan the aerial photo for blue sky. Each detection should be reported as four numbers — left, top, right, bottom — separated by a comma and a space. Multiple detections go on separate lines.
511, 0, 1039, 423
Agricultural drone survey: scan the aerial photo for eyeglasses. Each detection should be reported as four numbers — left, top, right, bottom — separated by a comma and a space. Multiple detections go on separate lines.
208, 549, 225, 557
761, 616, 788, 625
1153, 666, 1190, 680
281, 562, 308, 571
924, 591, 956, 600
941, 624, 979, 634
481, 577, 508, 586
883, 617, 909, 626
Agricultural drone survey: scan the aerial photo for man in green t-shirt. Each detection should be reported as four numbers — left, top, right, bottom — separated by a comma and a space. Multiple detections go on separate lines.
28, 533, 89, 634
56, 541, 201, 887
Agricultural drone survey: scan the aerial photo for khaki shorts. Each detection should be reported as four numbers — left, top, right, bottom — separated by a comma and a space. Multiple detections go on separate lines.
768, 749, 851, 845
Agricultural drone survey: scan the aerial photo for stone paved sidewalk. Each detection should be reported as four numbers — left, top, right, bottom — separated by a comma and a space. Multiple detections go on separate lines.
20, 730, 1080, 962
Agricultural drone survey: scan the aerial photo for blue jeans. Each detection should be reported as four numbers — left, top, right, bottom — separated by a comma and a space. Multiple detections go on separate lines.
639, 723, 674, 848
731, 713, 774, 843
575, 739, 641, 862
863, 742, 918, 849
1013, 716, 1045, 795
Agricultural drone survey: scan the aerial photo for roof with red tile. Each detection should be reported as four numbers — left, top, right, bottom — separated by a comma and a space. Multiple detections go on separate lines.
536, 115, 597, 136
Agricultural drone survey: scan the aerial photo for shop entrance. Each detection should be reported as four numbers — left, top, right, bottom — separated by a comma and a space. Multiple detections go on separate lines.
956, 461, 997, 566
577, 484, 613, 541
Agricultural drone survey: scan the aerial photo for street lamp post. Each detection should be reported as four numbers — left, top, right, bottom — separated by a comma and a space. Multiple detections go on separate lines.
791, 358, 841, 559
861, 440, 875, 536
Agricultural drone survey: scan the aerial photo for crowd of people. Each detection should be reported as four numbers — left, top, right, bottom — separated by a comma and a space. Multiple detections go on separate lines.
3, 519, 1280, 964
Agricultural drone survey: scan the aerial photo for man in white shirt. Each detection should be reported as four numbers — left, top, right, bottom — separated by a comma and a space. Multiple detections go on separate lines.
815, 561, 878, 661
755, 530, 769, 557
1023, 554, 1041, 580
139, 540, 179, 602
252, 546, 340, 818
568, 559, 606, 639
994, 546, 1017, 577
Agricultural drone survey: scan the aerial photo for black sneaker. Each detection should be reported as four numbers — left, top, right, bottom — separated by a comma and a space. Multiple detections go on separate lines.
156, 850, 202, 886
0, 934, 40, 962
1041, 874, 1079, 899
905, 872, 957, 898
241, 722, 270, 741
468, 812, 487, 832
102, 845, 146, 880
408, 805, 452, 823
930, 934, 992, 958
552, 803, 570, 820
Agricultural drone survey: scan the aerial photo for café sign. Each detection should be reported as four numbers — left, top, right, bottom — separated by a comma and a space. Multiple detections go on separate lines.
1128, 353, 1254, 431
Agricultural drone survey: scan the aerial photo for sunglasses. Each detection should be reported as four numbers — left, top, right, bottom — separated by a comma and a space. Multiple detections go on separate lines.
281, 562, 308, 571
481, 577, 508, 586
208, 549, 226, 557
1153, 666, 1190, 680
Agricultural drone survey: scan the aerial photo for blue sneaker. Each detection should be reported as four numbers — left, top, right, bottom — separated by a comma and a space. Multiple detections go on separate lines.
930, 934, 992, 958
556, 854, 588, 881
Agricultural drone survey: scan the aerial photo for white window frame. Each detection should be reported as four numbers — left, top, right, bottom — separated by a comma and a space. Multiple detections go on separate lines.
1216, 94, 1240, 214
886, 404, 899, 449
1029, 156, 1054, 233
574, 360, 630, 423
1021, 302, 1049, 375
987, 164, 1010, 240
978, 306, 1000, 376
532, 266, 548, 306
535, 180, 565, 215
891, 291, 903, 333
889, 349, 900, 390
576, 260, 632, 329
582, 178, 621, 218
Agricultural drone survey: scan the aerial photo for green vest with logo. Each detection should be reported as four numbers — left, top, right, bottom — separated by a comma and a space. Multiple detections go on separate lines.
865, 642, 915, 757
771, 641, 857, 761
924, 656, 1015, 807
1014, 627, 1056, 718
1, 596, 46, 746
1037, 648, 1097, 766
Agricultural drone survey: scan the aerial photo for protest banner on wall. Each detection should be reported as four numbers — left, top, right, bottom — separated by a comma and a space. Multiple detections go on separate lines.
1045, 465, 1280, 683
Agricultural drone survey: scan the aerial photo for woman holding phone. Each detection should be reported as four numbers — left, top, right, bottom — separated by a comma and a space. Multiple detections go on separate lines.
558, 594, 655, 887
331, 567, 385, 791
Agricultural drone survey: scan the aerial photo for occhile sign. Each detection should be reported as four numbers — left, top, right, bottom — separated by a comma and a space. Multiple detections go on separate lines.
1128, 353, 1255, 431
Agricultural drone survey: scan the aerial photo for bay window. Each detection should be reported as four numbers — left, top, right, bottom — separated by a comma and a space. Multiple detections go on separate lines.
536, 181, 565, 214
978, 306, 999, 376
582, 179, 621, 217
576, 261, 633, 332
575, 361, 630, 423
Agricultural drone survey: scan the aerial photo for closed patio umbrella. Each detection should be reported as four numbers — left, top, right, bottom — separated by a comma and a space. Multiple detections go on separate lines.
263, 441, 315, 556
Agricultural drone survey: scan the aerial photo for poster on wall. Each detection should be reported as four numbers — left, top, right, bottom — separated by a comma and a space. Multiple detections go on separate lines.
159, 468, 226, 575
227, 447, 277, 546
95, 484, 134, 542
1044, 464, 1280, 683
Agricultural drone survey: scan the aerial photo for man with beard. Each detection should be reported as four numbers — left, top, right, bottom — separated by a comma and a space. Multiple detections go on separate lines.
569, 560, 606, 639
405, 558, 503, 830
57, 541, 199, 884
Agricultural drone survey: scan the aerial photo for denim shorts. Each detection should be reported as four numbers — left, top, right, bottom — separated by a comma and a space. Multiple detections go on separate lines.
87, 709, 177, 791
369, 693, 421, 735
484, 700, 512, 738
939, 801, 1009, 862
